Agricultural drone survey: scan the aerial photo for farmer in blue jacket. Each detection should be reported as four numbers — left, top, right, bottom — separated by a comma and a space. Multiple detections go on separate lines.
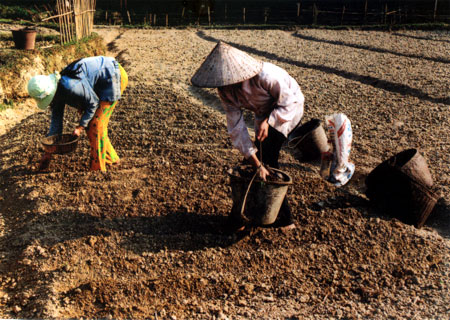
27, 56, 128, 171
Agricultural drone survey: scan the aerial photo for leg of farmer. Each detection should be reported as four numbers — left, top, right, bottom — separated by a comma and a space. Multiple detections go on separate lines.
87, 101, 118, 171
256, 126, 295, 229
87, 109, 106, 171
99, 100, 120, 166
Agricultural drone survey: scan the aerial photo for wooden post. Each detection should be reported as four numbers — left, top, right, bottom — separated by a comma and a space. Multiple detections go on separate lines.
364, 0, 368, 24
297, 2, 301, 16
341, 5, 345, 25
149, 13, 152, 26
384, 3, 387, 24
166, 14, 168, 26
127, 10, 131, 24
243, 7, 246, 24
208, 6, 211, 26
182, 6, 185, 18
313, 3, 318, 25
153, 14, 156, 25
434, 0, 438, 21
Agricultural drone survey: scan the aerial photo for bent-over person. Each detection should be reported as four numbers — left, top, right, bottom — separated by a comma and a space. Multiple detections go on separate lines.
191, 41, 305, 232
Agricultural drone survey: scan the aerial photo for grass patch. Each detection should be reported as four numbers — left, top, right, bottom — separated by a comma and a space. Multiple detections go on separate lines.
0, 99, 14, 112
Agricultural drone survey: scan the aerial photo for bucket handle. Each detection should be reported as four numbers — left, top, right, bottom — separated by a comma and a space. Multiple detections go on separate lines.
287, 130, 313, 149
239, 141, 265, 222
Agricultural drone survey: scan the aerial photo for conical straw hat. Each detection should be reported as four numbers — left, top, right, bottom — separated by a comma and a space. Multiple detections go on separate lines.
191, 41, 263, 88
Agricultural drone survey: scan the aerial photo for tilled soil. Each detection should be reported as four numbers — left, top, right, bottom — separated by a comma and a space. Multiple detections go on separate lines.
0, 28, 449, 319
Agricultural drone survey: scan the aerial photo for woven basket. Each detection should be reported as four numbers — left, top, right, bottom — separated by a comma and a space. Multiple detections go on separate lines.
41, 134, 80, 155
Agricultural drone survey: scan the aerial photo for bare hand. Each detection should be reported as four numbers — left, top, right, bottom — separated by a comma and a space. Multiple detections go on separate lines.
258, 164, 270, 181
256, 118, 269, 142
73, 126, 84, 137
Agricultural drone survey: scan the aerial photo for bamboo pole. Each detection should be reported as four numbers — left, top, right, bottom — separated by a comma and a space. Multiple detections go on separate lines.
166, 14, 168, 27
297, 2, 300, 17
153, 14, 156, 25
79, 0, 83, 38
67, 0, 74, 42
88, 0, 92, 36
56, 0, 63, 44
59, 0, 67, 43
127, 10, 131, 24
93, 0, 96, 35
62, 0, 70, 42
182, 6, 185, 18
83, 0, 87, 38
76, 0, 81, 40
41, 11, 73, 22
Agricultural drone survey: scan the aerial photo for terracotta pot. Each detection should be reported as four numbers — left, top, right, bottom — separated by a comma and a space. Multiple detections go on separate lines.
12, 28, 37, 50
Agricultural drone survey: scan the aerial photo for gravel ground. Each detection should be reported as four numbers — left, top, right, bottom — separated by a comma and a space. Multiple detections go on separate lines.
0, 27, 449, 319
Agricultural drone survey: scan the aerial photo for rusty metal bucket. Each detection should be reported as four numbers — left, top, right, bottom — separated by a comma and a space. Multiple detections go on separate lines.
12, 27, 37, 50
228, 165, 292, 226
287, 119, 330, 162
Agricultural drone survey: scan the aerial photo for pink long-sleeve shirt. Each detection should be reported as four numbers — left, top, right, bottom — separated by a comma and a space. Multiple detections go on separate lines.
218, 62, 304, 158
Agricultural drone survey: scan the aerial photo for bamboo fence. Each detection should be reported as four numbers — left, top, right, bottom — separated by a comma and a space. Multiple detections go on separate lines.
42, 0, 96, 44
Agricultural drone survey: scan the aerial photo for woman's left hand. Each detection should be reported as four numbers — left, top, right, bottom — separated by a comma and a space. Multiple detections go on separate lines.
73, 126, 84, 137
256, 118, 269, 142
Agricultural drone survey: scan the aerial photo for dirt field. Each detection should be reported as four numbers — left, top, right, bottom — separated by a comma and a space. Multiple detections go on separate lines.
0, 27, 449, 319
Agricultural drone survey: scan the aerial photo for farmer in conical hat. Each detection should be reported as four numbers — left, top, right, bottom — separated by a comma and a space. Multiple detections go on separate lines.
27, 56, 128, 171
191, 41, 304, 232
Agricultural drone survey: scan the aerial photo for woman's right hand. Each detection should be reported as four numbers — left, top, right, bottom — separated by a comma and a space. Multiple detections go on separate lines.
258, 164, 270, 181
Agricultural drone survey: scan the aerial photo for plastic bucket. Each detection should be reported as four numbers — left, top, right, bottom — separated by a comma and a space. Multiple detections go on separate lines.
228, 165, 292, 225
287, 119, 330, 162
12, 28, 37, 50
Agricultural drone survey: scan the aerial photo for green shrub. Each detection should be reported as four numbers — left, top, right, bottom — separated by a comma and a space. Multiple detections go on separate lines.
0, 99, 14, 111
0, 5, 37, 21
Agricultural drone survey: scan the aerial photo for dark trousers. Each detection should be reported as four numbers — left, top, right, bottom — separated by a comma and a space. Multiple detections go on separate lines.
230, 126, 294, 228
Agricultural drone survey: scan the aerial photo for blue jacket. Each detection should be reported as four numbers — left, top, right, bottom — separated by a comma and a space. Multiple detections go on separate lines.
48, 56, 122, 136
